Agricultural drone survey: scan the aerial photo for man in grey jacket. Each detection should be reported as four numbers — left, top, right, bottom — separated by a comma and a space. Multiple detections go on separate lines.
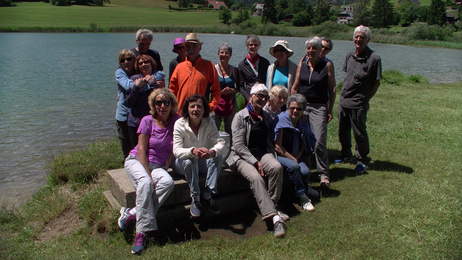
227, 83, 287, 238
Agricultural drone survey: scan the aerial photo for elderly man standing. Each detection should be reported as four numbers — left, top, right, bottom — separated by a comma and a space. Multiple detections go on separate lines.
169, 33, 221, 112
227, 83, 287, 238
338, 25, 382, 174
131, 28, 163, 71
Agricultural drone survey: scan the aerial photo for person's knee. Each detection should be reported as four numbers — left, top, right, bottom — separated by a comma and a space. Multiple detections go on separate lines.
138, 176, 153, 190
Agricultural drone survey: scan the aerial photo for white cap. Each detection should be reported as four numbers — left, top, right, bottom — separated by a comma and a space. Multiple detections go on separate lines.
250, 83, 268, 95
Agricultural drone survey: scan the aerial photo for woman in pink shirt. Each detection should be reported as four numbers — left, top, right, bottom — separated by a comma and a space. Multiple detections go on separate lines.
118, 88, 179, 255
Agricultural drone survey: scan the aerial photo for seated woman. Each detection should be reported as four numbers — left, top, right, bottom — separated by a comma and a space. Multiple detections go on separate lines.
118, 88, 179, 255
266, 40, 297, 93
263, 85, 289, 123
214, 43, 239, 135
173, 95, 225, 218
274, 94, 319, 211
127, 54, 165, 147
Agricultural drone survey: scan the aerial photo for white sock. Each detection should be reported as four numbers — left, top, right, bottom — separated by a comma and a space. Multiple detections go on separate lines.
129, 208, 137, 216
273, 214, 282, 224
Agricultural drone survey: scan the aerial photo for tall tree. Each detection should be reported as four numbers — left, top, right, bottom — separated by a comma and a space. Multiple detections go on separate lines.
262, 0, 278, 23
219, 8, 232, 25
427, 0, 446, 25
313, 0, 332, 25
353, 0, 372, 26
371, 0, 395, 27
397, 0, 419, 26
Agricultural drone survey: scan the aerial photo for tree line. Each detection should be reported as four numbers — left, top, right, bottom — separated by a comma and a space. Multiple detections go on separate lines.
218, 0, 460, 28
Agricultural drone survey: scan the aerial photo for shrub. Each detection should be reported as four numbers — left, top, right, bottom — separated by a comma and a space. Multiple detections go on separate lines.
406, 23, 455, 41
292, 12, 311, 27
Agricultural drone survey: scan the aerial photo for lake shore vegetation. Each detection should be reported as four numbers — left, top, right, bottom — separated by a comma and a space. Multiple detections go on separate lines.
0, 1, 461, 49
1, 71, 461, 259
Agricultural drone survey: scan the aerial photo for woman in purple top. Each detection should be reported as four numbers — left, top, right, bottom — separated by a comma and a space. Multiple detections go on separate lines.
118, 88, 179, 255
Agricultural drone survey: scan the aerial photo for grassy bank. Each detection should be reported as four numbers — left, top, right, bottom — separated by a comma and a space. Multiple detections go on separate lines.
1, 2, 462, 49
1, 71, 461, 259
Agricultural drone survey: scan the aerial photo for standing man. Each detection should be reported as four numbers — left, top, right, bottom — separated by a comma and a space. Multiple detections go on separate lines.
169, 33, 221, 112
338, 25, 382, 174
131, 28, 163, 71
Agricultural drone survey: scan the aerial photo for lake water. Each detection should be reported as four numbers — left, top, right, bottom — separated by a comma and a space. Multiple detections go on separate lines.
0, 33, 461, 207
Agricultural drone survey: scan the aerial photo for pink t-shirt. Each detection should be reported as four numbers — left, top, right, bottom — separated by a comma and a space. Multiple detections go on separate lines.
129, 114, 179, 166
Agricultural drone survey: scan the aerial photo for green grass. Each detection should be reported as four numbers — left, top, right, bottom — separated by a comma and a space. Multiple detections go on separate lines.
1, 71, 461, 259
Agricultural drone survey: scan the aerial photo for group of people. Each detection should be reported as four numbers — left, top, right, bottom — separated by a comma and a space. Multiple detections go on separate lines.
114, 26, 382, 254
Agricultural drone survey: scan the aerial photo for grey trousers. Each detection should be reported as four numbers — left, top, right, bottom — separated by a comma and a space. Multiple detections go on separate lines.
124, 155, 175, 233
235, 153, 283, 220
305, 103, 329, 175
338, 105, 370, 163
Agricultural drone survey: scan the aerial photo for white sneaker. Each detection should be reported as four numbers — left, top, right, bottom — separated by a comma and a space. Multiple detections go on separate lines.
277, 211, 290, 222
300, 194, 315, 212
302, 201, 315, 211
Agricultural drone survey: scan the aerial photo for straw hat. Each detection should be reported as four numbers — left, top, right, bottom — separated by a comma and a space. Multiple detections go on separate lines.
185, 33, 201, 44
269, 40, 294, 57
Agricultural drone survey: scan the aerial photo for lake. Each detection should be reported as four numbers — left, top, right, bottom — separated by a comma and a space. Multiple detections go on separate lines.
0, 33, 461, 207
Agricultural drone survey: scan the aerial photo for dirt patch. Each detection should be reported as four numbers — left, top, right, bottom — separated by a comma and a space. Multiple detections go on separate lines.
36, 206, 82, 242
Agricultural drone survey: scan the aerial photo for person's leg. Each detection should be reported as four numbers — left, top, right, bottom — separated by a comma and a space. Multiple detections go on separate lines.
124, 156, 157, 233
174, 158, 200, 201
338, 106, 353, 158
150, 167, 174, 210
277, 156, 306, 197
235, 159, 277, 220
351, 107, 370, 164
116, 120, 131, 158
202, 155, 223, 196
260, 153, 283, 204
307, 104, 329, 176
127, 126, 139, 151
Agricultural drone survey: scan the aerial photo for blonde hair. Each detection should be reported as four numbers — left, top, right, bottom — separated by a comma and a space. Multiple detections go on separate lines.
118, 49, 135, 64
148, 88, 178, 119
269, 85, 289, 100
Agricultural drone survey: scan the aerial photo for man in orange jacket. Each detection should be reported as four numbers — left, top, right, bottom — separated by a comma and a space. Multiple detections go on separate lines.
169, 33, 220, 112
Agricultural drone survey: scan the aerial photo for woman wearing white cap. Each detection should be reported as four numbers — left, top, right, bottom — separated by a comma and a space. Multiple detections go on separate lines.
266, 40, 298, 93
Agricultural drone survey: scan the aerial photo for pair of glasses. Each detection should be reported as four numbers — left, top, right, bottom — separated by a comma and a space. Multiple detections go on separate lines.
256, 93, 269, 100
120, 57, 133, 63
288, 106, 303, 111
154, 100, 171, 107
139, 60, 150, 65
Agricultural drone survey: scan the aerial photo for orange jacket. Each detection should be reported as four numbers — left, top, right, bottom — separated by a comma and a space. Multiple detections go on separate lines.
169, 56, 220, 112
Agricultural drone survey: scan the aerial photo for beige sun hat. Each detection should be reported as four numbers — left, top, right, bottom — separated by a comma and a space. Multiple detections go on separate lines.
185, 33, 201, 44
269, 40, 294, 57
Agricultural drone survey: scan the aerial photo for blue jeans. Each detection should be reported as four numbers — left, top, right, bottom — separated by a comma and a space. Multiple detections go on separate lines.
174, 155, 223, 201
277, 156, 310, 197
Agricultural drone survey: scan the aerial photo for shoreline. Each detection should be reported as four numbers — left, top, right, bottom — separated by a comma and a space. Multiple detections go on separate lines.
1, 27, 461, 50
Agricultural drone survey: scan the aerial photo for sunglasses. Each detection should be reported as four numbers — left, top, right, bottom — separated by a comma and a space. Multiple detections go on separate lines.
288, 106, 303, 111
256, 93, 269, 100
120, 57, 133, 63
154, 100, 171, 107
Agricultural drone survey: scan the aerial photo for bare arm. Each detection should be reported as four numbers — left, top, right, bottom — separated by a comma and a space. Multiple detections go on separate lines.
136, 133, 151, 174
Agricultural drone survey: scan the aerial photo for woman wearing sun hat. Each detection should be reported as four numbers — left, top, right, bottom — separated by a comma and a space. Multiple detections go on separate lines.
168, 37, 187, 80
266, 40, 298, 93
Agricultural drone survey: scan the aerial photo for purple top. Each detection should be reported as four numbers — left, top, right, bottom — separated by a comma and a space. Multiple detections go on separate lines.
129, 114, 179, 166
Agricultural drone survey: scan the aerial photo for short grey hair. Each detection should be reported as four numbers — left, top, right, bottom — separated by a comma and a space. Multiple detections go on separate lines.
321, 37, 333, 50
287, 94, 307, 109
246, 35, 261, 46
135, 28, 153, 41
353, 25, 371, 41
269, 85, 288, 100
218, 42, 232, 55
305, 36, 322, 49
